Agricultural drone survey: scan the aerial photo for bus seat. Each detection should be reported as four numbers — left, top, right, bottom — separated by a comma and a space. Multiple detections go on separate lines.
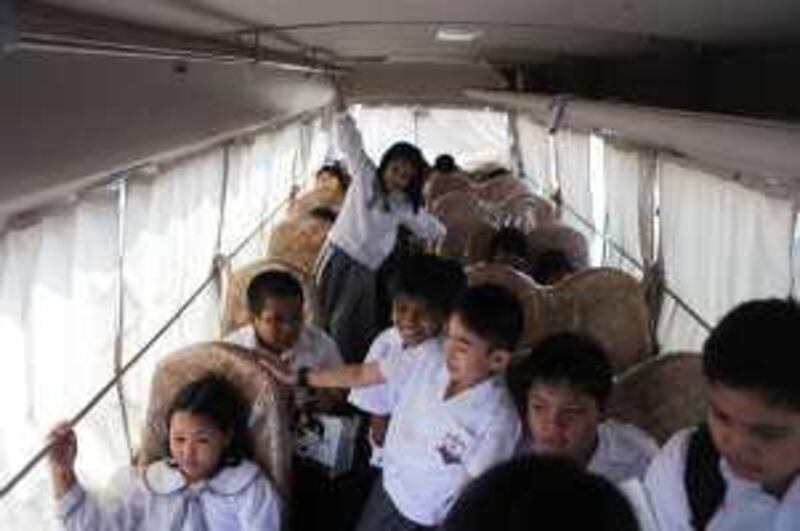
498, 194, 557, 231
265, 213, 333, 275
527, 224, 590, 271
473, 175, 531, 204
466, 263, 544, 349
220, 258, 317, 337
431, 190, 495, 263
607, 353, 707, 444
137, 341, 292, 498
288, 186, 343, 216
424, 171, 473, 204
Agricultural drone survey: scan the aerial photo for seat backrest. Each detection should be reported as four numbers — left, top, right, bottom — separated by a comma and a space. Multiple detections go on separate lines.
607, 353, 707, 444
265, 213, 332, 275
220, 258, 317, 337
473, 175, 531, 204
431, 190, 495, 262
137, 341, 292, 498
466, 263, 544, 349
288, 187, 343, 217
498, 194, 557, 231
424, 171, 473, 204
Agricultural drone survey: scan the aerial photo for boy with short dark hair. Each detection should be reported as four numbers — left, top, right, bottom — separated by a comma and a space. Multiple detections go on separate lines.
510, 333, 658, 483
261, 283, 525, 530
645, 298, 800, 530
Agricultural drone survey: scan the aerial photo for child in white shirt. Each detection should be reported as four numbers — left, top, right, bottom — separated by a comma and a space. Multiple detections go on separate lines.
48, 374, 281, 531
509, 333, 658, 484
645, 298, 800, 531
262, 283, 525, 529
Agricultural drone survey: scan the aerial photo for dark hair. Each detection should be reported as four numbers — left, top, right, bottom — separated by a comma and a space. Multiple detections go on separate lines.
454, 284, 524, 351
509, 333, 614, 416
442, 455, 640, 531
375, 142, 427, 213
246, 270, 304, 315
434, 154, 457, 173
316, 161, 350, 191
489, 227, 530, 262
531, 248, 576, 285
308, 206, 338, 223
167, 374, 253, 466
388, 254, 466, 316
703, 298, 800, 411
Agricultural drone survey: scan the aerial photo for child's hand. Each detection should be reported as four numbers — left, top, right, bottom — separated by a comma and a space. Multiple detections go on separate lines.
47, 422, 77, 497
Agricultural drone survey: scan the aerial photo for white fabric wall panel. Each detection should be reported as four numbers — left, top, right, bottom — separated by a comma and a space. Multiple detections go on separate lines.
0, 190, 124, 530
350, 106, 415, 163
603, 142, 647, 273
416, 108, 510, 170
515, 114, 552, 192
657, 158, 794, 351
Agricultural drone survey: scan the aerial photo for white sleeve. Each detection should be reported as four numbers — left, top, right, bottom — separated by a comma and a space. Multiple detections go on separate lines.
336, 113, 376, 189
463, 410, 521, 478
58, 469, 144, 531
643, 429, 694, 531
239, 476, 282, 531
400, 207, 447, 242
349, 331, 394, 414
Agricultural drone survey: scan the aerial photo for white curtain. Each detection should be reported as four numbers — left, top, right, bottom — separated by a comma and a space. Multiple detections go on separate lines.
515, 114, 552, 193
350, 105, 416, 163
0, 188, 125, 529
657, 157, 795, 352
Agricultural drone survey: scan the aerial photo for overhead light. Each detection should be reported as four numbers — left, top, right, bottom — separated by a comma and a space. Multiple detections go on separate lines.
435, 27, 484, 43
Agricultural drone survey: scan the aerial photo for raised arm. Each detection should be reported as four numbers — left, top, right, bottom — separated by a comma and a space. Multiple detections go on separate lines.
258, 355, 386, 389
401, 208, 447, 243
336, 111, 376, 189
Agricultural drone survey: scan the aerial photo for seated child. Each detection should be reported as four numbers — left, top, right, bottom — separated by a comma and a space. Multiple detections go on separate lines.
225, 268, 342, 376
48, 374, 281, 530
645, 298, 800, 531
488, 226, 531, 274
510, 333, 658, 483
441, 455, 641, 531
349, 254, 467, 466
260, 283, 524, 529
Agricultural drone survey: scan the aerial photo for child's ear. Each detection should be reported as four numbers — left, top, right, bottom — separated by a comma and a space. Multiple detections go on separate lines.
488, 349, 512, 372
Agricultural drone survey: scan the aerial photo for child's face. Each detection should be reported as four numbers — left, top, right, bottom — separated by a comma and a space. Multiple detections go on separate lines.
708, 382, 800, 495
316, 170, 341, 192
252, 296, 303, 353
525, 381, 601, 466
382, 159, 415, 193
169, 411, 231, 484
392, 295, 445, 347
443, 314, 509, 391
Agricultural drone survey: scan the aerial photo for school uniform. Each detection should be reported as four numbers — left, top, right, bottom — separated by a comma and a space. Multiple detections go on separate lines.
519, 420, 658, 483
224, 323, 343, 371
644, 428, 800, 531
356, 340, 521, 529
58, 459, 281, 531
348, 328, 440, 466
317, 113, 446, 363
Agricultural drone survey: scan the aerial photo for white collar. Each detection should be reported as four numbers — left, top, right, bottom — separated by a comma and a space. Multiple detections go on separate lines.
144, 459, 261, 496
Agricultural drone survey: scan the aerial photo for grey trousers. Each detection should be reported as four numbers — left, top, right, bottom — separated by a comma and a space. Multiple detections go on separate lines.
317, 245, 378, 363
356, 476, 434, 531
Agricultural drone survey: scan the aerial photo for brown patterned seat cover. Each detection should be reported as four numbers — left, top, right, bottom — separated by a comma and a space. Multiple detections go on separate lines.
431, 190, 495, 262
137, 341, 292, 498
473, 175, 531, 204
424, 171, 473, 204
527, 224, 590, 270
288, 187, 343, 216
498, 194, 557, 231
607, 353, 707, 444
466, 263, 544, 350
265, 213, 332, 275
516, 268, 653, 374
220, 258, 317, 337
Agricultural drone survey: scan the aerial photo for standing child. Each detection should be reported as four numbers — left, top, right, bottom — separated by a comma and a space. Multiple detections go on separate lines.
48, 374, 281, 530
317, 97, 446, 363
509, 333, 658, 484
261, 283, 524, 530
644, 298, 800, 531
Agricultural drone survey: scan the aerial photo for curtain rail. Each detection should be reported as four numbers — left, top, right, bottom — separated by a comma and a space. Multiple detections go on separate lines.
0, 195, 290, 500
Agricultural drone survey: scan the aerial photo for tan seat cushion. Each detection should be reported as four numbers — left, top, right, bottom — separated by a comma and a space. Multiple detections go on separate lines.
137, 341, 292, 498
265, 214, 332, 275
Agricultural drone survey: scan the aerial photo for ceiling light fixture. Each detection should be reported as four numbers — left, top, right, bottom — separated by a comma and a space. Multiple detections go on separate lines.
435, 27, 484, 43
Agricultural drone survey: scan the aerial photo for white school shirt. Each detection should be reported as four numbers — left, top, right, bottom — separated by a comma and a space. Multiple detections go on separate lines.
348, 328, 441, 466
58, 459, 281, 531
327, 113, 446, 271
224, 324, 343, 371
644, 428, 800, 531
378, 344, 521, 526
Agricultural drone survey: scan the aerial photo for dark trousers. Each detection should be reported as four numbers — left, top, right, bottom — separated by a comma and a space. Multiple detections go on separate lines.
317, 246, 378, 363
356, 475, 435, 531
